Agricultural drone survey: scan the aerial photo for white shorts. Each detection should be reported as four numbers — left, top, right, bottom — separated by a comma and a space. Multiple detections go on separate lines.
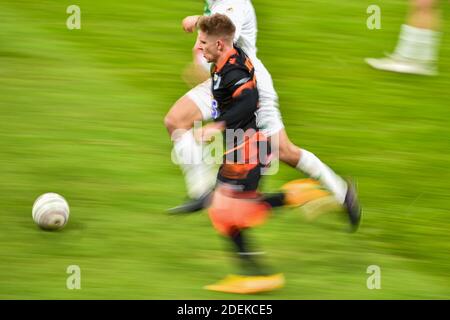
185, 76, 284, 137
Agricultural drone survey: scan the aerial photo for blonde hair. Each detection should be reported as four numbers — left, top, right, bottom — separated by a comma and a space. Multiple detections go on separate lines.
197, 14, 236, 40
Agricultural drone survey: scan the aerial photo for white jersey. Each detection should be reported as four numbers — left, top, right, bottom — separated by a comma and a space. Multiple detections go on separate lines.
188, 0, 282, 136
206, 0, 258, 58
206, 0, 278, 103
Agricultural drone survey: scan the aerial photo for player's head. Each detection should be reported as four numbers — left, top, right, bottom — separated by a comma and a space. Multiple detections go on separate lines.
197, 14, 235, 63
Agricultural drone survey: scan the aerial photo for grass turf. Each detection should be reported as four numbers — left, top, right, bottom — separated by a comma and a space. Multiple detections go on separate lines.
0, 0, 449, 299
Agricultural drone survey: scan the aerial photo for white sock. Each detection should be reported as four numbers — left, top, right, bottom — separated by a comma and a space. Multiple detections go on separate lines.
296, 149, 348, 204
394, 24, 441, 62
173, 129, 216, 199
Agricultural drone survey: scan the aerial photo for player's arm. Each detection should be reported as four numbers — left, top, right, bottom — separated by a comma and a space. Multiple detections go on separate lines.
182, 15, 201, 33
182, 38, 211, 88
180, 15, 210, 86
192, 34, 212, 73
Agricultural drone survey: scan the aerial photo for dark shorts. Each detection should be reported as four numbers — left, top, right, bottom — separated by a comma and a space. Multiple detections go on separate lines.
217, 132, 270, 192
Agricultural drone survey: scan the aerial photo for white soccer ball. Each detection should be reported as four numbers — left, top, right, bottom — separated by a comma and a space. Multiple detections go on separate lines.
32, 193, 70, 230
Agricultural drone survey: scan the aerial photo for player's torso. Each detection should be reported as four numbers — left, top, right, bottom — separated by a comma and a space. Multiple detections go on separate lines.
211, 50, 250, 106
211, 47, 257, 130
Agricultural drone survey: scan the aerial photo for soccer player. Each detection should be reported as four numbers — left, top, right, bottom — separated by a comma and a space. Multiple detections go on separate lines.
165, 0, 360, 230
366, 0, 441, 76
195, 14, 347, 293
195, 14, 286, 293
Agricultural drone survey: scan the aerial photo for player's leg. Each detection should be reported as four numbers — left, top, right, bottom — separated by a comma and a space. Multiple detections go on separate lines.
205, 167, 285, 293
277, 129, 348, 203
408, 0, 440, 29
278, 131, 361, 230
164, 95, 202, 137
210, 134, 279, 282
205, 222, 285, 293
208, 184, 271, 277
366, 0, 441, 76
256, 93, 349, 202
164, 80, 217, 210
256, 95, 361, 230
228, 228, 271, 276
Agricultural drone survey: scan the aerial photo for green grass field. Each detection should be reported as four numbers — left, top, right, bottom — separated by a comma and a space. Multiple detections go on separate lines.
1, 0, 449, 299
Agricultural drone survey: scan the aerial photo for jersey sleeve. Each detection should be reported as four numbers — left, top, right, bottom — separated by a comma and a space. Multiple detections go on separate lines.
215, 68, 258, 128
210, 2, 244, 44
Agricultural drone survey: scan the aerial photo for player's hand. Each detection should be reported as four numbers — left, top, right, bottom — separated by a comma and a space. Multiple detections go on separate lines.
182, 62, 210, 88
182, 15, 201, 33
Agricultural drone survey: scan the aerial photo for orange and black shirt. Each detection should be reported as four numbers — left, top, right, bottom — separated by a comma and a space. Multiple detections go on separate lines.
211, 47, 269, 189
211, 46, 258, 133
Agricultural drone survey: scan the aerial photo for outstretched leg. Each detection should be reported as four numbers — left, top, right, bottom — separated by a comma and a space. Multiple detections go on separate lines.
164, 85, 217, 208
275, 129, 348, 204
269, 130, 362, 232
205, 184, 285, 294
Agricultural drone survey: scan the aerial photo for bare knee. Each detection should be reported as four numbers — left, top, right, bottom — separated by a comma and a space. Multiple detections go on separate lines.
164, 112, 181, 136
411, 0, 437, 10
164, 96, 203, 137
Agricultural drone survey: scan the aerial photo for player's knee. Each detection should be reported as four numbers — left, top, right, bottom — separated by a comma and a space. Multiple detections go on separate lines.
164, 106, 191, 135
163, 113, 179, 136
165, 96, 202, 136
412, 0, 436, 10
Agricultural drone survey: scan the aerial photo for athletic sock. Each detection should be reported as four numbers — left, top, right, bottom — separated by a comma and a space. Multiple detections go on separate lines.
230, 229, 272, 276
262, 193, 285, 208
394, 24, 441, 63
296, 149, 347, 204
173, 129, 216, 199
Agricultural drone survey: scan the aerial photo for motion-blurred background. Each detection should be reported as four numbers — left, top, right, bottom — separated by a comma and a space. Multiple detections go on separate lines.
0, 0, 449, 299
